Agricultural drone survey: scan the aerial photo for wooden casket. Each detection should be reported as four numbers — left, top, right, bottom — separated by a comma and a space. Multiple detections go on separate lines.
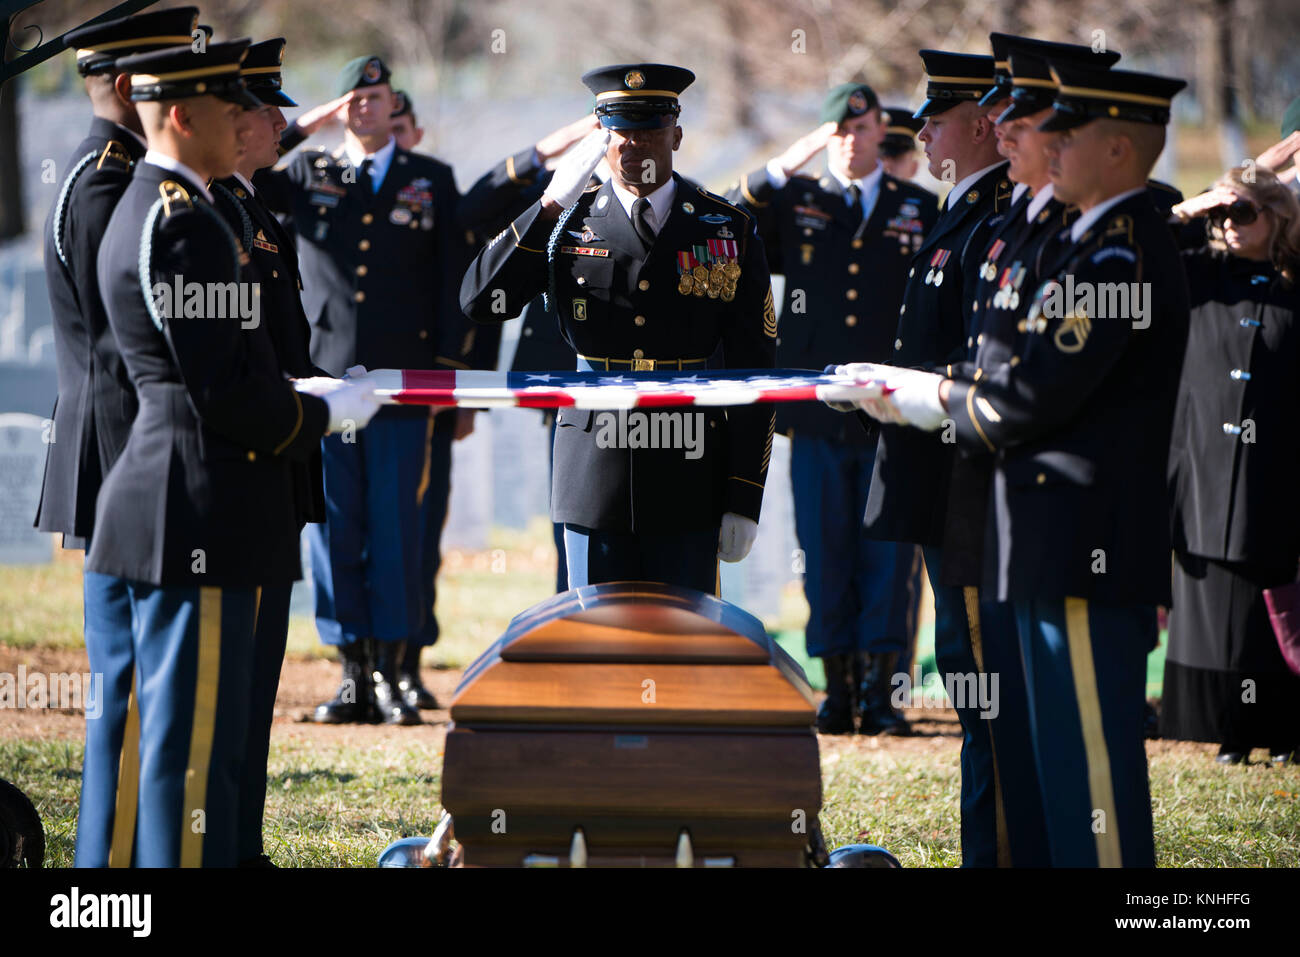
440, 582, 822, 867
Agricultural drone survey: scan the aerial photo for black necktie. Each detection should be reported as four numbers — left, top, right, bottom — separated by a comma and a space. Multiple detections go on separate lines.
846, 183, 863, 223
358, 157, 374, 193
632, 197, 655, 249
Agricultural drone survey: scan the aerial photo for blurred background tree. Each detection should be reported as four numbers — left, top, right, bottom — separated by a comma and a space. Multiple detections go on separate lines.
4, 0, 1299, 239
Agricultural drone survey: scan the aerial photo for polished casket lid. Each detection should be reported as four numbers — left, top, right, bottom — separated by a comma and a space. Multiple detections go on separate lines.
449, 582, 816, 728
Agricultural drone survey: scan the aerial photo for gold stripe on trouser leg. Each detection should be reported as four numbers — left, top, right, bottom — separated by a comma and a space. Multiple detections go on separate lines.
180, 587, 223, 868
253, 586, 262, 630
416, 411, 436, 507
962, 586, 1010, 867
1063, 596, 1122, 867
904, 546, 922, 685
107, 675, 141, 867
714, 561, 721, 598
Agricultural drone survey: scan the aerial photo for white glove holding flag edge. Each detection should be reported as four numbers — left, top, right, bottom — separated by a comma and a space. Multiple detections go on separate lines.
718, 512, 759, 563
820, 362, 892, 412
879, 368, 947, 431
291, 375, 348, 397
542, 129, 611, 210
301, 380, 382, 433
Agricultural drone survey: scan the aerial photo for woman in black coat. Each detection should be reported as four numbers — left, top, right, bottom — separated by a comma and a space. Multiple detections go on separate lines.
1164, 166, 1300, 763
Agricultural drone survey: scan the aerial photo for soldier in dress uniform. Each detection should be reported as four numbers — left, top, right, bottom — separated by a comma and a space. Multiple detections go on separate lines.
726, 83, 937, 735
914, 36, 1121, 867
851, 49, 1014, 866
90, 39, 379, 866
386, 89, 494, 713
256, 56, 473, 724
461, 63, 776, 592
36, 4, 201, 870
878, 107, 924, 181
207, 37, 326, 866
857, 61, 1190, 866
457, 114, 602, 594
390, 89, 422, 150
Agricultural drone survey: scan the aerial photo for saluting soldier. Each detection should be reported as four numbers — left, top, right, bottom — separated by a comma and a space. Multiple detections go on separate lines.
36, 4, 201, 869
91, 39, 379, 867
457, 114, 602, 594
852, 49, 1014, 867
461, 64, 776, 592
256, 56, 472, 725
858, 61, 1190, 867
726, 83, 937, 735
207, 37, 326, 866
384, 89, 494, 712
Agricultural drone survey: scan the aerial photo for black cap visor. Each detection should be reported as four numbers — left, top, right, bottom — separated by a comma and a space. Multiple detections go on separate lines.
595, 100, 679, 130
244, 82, 297, 108
999, 88, 1054, 124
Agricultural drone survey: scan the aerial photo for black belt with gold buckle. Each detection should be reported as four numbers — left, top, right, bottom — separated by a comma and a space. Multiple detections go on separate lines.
579, 355, 709, 372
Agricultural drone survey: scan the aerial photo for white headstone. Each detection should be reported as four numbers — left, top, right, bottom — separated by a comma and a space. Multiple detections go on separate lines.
0, 412, 53, 564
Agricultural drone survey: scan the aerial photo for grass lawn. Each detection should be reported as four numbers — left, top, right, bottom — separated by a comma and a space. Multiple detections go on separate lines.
2, 526, 1297, 868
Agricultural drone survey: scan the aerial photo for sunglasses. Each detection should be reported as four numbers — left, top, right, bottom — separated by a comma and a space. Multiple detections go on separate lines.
1208, 199, 1260, 227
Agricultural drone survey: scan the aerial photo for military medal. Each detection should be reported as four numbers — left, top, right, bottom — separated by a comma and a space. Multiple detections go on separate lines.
935, 249, 951, 286
982, 239, 1005, 281
924, 248, 940, 285
676, 250, 700, 295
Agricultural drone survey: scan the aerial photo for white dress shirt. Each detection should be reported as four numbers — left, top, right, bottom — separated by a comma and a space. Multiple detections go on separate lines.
945, 161, 1006, 210
611, 176, 678, 236
828, 161, 884, 223
142, 149, 213, 203
1025, 182, 1055, 223
344, 135, 396, 192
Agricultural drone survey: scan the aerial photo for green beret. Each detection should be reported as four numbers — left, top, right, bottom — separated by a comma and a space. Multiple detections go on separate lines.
1283, 96, 1300, 138
820, 82, 880, 125
336, 55, 391, 97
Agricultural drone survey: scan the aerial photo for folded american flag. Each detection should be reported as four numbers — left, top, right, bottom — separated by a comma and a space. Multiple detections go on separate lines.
355, 368, 887, 410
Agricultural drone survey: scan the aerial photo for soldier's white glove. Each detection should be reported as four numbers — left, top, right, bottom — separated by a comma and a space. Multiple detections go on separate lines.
343, 364, 368, 379
542, 129, 611, 209
294, 379, 381, 433
880, 368, 947, 432
291, 375, 348, 396
718, 512, 759, 563
821, 362, 891, 413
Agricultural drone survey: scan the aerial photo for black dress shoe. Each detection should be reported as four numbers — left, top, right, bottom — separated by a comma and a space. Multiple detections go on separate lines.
816, 654, 855, 735
817, 697, 855, 734
858, 652, 911, 736
372, 642, 422, 726
312, 645, 375, 724
1215, 748, 1245, 765
398, 672, 439, 710
1269, 748, 1298, 765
